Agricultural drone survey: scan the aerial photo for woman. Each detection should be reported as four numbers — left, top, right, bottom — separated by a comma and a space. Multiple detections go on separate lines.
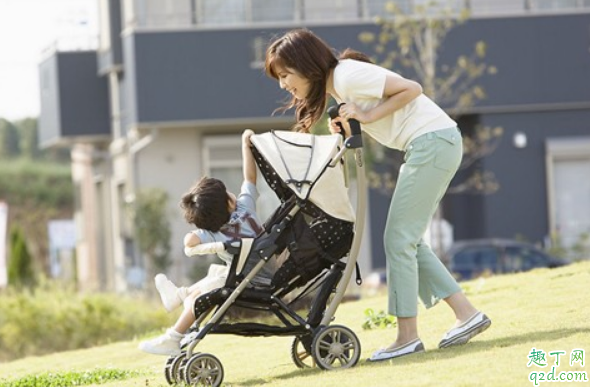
264, 28, 491, 361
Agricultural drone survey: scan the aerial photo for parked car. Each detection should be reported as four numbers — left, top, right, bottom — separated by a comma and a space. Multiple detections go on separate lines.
445, 238, 570, 280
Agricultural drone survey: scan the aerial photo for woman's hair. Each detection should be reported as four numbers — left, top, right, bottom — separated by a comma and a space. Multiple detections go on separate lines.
180, 176, 230, 232
265, 29, 372, 133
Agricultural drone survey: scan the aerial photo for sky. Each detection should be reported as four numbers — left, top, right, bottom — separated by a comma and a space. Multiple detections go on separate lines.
0, 0, 98, 121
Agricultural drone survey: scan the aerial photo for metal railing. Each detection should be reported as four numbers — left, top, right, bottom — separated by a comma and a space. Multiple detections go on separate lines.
126, 0, 590, 29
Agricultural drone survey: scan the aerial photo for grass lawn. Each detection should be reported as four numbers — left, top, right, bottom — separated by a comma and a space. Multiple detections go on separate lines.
1, 261, 589, 387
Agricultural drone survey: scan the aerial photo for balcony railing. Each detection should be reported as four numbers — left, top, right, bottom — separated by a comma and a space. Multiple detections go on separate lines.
124, 0, 590, 29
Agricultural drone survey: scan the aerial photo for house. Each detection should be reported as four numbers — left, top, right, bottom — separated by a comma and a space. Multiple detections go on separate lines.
38, 0, 590, 291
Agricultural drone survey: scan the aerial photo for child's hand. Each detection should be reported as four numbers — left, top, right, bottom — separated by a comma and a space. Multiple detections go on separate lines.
243, 129, 255, 147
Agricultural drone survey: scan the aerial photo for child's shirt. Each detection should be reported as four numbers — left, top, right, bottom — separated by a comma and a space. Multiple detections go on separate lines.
191, 181, 262, 264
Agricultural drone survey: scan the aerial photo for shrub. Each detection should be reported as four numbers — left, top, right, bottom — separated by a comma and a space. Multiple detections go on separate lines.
362, 308, 397, 330
0, 281, 173, 361
0, 368, 138, 387
7, 226, 36, 288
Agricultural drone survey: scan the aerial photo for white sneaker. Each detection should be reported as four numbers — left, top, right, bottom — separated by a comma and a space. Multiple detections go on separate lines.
155, 274, 184, 312
368, 339, 425, 362
439, 311, 491, 348
138, 328, 183, 356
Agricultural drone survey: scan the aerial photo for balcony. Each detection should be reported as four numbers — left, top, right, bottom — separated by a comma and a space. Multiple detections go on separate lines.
122, 0, 590, 29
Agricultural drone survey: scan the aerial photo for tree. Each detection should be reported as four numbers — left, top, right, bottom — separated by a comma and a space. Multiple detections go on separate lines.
358, 0, 503, 256
359, 0, 502, 192
15, 118, 39, 160
7, 226, 36, 288
0, 118, 19, 159
129, 188, 172, 282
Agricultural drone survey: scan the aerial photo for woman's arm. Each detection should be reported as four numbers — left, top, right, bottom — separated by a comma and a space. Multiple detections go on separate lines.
336, 74, 423, 125
242, 129, 256, 185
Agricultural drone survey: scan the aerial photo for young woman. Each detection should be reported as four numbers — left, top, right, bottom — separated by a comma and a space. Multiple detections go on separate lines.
265, 28, 491, 361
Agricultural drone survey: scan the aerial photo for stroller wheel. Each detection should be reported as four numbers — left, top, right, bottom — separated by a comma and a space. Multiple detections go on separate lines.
180, 352, 224, 387
164, 352, 186, 385
311, 325, 361, 370
291, 336, 316, 368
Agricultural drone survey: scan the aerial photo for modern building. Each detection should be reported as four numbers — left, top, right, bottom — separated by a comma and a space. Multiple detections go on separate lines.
39, 0, 590, 291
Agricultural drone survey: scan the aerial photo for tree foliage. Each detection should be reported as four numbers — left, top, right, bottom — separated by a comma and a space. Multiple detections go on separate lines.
0, 117, 69, 162
0, 117, 74, 278
359, 0, 503, 195
7, 226, 36, 288
129, 188, 172, 280
0, 119, 19, 159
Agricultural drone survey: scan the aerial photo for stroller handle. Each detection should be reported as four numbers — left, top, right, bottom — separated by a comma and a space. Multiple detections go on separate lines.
327, 103, 362, 137
184, 242, 226, 257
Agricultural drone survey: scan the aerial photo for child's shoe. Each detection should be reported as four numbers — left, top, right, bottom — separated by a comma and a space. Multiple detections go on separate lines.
155, 274, 187, 312
138, 328, 183, 356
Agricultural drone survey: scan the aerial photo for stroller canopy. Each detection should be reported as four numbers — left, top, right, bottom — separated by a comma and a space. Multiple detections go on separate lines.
251, 131, 355, 223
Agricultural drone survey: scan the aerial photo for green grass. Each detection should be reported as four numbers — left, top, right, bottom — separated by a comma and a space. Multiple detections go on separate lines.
1, 261, 589, 387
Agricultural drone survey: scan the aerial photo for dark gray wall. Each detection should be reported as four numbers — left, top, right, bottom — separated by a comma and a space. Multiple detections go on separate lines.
449, 110, 590, 242
122, 25, 372, 126
39, 51, 110, 147
443, 13, 590, 107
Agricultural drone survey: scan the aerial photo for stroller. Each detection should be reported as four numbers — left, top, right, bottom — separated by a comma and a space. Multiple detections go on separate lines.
165, 109, 367, 386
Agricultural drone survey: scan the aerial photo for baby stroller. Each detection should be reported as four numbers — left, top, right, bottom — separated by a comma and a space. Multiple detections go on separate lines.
165, 110, 367, 386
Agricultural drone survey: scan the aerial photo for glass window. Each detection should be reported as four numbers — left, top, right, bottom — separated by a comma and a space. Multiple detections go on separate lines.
468, 0, 527, 15
203, 135, 279, 222
477, 247, 498, 271
506, 245, 550, 272
504, 246, 526, 272
251, 0, 294, 22
452, 246, 498, 278
198, 0, 246, 25
534, 0, 581, 9
303, 0, 358, 21
546, 137, 590, 256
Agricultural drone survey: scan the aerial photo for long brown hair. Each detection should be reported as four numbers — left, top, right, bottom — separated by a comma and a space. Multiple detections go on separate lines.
265, 29, 373, 133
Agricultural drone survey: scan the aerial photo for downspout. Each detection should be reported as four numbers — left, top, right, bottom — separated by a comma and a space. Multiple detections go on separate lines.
127, 127, 159, 281
129, 127, 159, 190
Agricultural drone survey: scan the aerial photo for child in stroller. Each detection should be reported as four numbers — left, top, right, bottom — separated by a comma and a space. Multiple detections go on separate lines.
139, 129, 264, 356
162, 125, 367, 386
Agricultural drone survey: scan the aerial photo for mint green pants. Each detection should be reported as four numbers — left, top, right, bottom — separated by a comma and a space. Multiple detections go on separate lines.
385, 127, 463, 318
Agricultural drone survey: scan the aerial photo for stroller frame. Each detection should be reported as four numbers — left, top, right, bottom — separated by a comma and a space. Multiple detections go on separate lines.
165, 113, 367, 386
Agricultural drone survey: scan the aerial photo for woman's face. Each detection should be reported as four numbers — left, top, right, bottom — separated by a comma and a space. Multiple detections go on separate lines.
274, 65, 311, 100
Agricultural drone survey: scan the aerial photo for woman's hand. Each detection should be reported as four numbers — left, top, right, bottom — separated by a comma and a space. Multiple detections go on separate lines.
338, 103, 369, 124
328, 117, 351, 138
328, 103, 367, 138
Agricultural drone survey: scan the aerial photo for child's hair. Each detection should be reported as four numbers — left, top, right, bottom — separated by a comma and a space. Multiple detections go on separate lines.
180, 176, 230, 232
265, 28, 373, 133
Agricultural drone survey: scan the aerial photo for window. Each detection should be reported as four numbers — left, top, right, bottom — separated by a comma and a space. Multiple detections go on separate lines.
197, 0, 246, 25
251, 0, 295, 22
303, 0, 357, 21
451, 246, 498, 279
203, 135, 279, 222
468, 0, 527, 15
250, 36, 266, 69
546, 137, 590, 253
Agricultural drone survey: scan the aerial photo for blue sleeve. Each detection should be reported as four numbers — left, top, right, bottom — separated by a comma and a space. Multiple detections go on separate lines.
192, 228, 215, 244
237, 181, 258, 215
